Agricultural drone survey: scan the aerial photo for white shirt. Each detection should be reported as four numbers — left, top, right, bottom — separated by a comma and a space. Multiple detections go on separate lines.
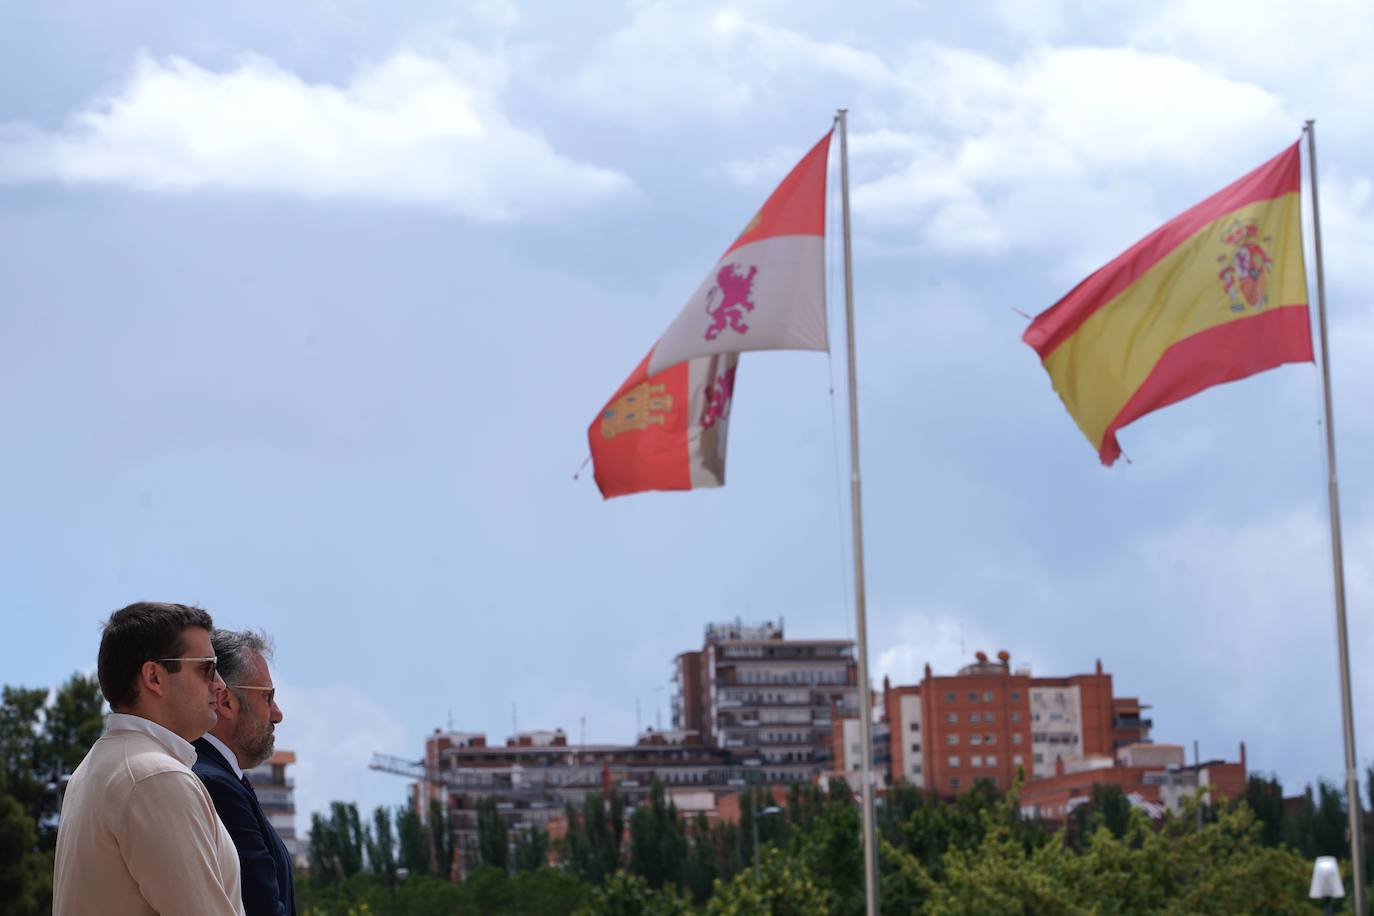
105, 712, 198, 767
200, 731, 245, 780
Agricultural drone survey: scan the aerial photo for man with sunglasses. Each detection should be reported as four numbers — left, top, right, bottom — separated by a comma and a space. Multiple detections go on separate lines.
193, 629, 296, 916
54, 601, 245, 915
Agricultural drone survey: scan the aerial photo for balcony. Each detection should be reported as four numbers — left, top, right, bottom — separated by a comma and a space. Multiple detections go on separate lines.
1114, 716, 1153, 730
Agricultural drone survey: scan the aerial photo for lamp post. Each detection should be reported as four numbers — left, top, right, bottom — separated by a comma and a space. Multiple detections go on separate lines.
751, 802, 782, 875
741, 758, 782, 875
1309, 856, 1344, 916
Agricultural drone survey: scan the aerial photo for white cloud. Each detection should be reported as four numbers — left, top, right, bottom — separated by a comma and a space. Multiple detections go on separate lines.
273, 680, 409, 828
557, 5, 892, 126
856, 44, 1291, 260
876, 604, 1012, 685
0, 50, 632, 220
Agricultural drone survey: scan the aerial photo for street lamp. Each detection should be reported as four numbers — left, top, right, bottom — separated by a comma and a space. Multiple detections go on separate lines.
752, 803, 782, 875
1309, 856, 1344, 915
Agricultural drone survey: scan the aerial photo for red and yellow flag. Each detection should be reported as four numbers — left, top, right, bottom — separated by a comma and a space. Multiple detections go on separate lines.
589, 132, 832, 499
1023, 142, 1313, 465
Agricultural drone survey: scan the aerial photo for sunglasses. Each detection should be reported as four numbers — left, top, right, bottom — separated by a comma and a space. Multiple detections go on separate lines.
157, 656, 219, 681
233, 684, 277, 706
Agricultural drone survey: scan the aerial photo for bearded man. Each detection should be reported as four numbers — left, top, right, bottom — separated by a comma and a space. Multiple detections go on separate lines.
193, 629, 296, 916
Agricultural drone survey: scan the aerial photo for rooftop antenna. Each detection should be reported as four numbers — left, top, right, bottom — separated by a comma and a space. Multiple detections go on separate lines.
652, 686, 665, 731
447, 708, 454, 732
580, 715, 586, 747
635, 697, 642, 734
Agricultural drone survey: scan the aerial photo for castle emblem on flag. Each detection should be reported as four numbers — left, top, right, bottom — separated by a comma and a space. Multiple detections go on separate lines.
600, 381, 672, 439
1216, 219, 1274, 312
703, 264, 758, 341
699, 366, 737, 430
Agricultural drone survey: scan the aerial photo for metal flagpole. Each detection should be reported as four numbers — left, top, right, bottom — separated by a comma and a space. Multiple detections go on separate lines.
1305, 118, 1367, 915
838, 108, 880, 916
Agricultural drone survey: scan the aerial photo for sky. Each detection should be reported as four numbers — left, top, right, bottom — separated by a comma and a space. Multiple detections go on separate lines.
3, 0, 1374, 829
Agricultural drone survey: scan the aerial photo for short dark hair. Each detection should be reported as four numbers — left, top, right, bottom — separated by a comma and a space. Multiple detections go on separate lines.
97, 602, 215, 711
211, 628, 274, 689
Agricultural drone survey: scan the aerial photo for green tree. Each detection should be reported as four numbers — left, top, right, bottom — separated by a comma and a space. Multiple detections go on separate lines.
461, 864, 514, 913
576, 870, 691, 916
0, 686, 49, 827
684, 813, 718, 904
475, 796, 508, 872
365, 806, 396, 878
792, 791, 863, 916
922, 796, 1317, 915
1242, 773, 1286, 847
627, 778, 688, 890
43, 674, 105, 783
1068, 783, 1133, 846
428, 798, 453, 879
513, 824, 549, 872
397, 803, 431, 876
0, 776, 51, 916
561, 789, 624, 884
335, 802, 366, 878
509, 866, 589, 914
706, 846, 831, 916
1312, 780, 1348, 858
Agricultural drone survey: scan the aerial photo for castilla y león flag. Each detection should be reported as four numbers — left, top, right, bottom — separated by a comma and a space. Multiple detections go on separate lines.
1023, 141, 1313, 465
588, 131, 833, 498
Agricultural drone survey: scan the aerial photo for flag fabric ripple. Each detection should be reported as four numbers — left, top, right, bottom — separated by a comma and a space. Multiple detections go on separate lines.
1023, 141, 1313, 465
588, 131, 832, 499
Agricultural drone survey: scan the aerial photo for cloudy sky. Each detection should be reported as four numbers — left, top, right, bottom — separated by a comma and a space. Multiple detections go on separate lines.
3, 0, 1373, 827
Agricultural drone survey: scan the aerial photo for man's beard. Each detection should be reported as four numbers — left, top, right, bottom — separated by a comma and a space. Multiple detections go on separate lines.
237, 723, 276, 769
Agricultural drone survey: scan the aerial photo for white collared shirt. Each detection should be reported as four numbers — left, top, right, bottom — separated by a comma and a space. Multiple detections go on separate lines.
199, 732, 245, 780
105, 712, 198, 768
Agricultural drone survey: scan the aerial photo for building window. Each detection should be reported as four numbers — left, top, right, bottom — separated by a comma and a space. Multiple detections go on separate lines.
968, 713, 979, 724
1011, 712, 1021, 723
1010, 691, 1020, 702
1033, 753, 1044, 764
945, 691, 956, 703
970, 756, 982, 768
982, 691, 993, 702
950, 777, 961, 789
947, 734, 959, 746
1012, 754, 1023, 766
984, 712, 995, 723
913, 764, 922, 774
967, 692, 978, 702
946, 713, 957, 724
948, 756, 960, 767
911, 743, 921, 753
909, 722, 920, 732
985, 734, 996, 744
986, 755, 998, 767
969, 734, 982, 746
1012, 734, 1023, 745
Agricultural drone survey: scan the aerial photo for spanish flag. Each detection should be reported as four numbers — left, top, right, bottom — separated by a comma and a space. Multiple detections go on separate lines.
1024, 142, 1313, 465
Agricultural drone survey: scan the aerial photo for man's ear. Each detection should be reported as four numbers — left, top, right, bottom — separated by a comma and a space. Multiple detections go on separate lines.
214, 684, 236, 719
140, 660, 168, 700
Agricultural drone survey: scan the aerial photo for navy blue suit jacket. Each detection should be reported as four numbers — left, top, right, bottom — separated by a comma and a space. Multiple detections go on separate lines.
193, 738, 296, 916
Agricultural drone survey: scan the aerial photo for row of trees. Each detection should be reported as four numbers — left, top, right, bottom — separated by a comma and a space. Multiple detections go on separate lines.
1, 675, 106, 916
301, 770, 1373, 915
308, 799, 454, 883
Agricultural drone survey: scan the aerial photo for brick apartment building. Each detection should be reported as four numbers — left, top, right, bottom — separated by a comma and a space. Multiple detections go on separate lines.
672, 619, 860, 782
836, 651, 1153, 795
1017, 742, 1248, 821
833, 651, 1246, 818
392, 726, 743, 877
